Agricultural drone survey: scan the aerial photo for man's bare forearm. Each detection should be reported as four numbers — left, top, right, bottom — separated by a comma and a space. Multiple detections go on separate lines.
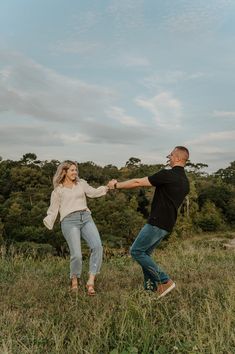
114, 177, 152, 189
115, 179, 140, 189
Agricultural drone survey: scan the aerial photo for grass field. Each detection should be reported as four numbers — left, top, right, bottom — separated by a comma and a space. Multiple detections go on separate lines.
0, 233, 235, 354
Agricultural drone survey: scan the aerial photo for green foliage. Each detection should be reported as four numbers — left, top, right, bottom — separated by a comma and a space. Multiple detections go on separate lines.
195, 201, 225, 231
20, 153, 38, 165
125, 157, 141, 168
13, 226, 50, 243
136, 189, 149, 218
215, 161, 235, 185
10, 165, 47, 192
78, 161, 108, 184
0, 159, 17, 198
185, 160, 208, 176
0, 153, 234, 255
8, 241, 56, 258
89, 193, 145, 247
0, 219, 4, 245
198, 180, 235, 224
172, 178, 199, 238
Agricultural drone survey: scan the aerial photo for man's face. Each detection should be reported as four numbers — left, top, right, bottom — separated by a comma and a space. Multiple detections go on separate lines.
166, 148, 178, 167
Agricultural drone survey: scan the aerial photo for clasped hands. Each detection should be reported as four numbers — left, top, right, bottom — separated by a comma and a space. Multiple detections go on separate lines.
107, 179, 117, 190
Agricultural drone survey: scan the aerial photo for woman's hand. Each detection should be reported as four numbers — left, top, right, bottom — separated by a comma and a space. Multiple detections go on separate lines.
107, 179, 117, 190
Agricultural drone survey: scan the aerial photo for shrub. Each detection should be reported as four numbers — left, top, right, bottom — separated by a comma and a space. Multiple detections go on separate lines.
8, 241, 56, 258
195, 201, 224, 231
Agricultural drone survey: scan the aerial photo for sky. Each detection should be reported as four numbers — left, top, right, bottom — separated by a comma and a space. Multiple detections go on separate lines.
0, 0, 235, 173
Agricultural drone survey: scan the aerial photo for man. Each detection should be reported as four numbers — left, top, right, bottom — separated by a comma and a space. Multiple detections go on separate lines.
110, 146, 190, 298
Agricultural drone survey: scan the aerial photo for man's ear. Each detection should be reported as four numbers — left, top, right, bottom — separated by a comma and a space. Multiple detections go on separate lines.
175, 155, 181, 162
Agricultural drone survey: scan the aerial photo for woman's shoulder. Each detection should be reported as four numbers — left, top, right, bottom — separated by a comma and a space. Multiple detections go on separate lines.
77, 179, 90, 189
52, 185, 63, 194
78, 178, 87, 184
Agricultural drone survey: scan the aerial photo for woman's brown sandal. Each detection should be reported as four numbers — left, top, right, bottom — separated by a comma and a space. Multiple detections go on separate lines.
86, 284, 96, 296
70, 277, 79, 291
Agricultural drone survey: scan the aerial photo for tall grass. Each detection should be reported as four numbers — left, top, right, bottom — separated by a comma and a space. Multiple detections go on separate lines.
0, 234, 235, 354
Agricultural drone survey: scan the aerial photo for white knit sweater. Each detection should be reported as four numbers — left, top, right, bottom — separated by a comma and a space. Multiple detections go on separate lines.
43, 179, 108, 230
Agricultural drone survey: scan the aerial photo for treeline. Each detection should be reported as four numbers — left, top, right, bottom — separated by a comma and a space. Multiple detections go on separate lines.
0, 153, 235, 256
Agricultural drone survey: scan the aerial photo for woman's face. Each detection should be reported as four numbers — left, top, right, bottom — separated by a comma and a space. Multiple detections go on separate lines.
65, 164, 78, 181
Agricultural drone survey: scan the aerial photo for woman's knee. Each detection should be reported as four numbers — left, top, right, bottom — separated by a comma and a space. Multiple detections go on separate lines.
92, 244, 103, 254
71, 253, 82, 262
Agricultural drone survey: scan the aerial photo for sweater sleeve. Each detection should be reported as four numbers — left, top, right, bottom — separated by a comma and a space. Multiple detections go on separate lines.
43, 189, 60, 230
80, 179, 108, 198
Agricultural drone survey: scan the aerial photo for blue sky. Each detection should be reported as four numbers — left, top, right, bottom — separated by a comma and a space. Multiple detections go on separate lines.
0, 0, 235, 172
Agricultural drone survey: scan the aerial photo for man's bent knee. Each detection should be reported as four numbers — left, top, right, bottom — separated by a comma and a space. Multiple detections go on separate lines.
130, 247, 141, 260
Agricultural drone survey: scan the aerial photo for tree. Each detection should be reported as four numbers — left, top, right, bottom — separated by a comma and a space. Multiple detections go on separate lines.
10, 166, 47, 192
0, 219, 4, 245
41, 160, 60, 181
78, 161, 106, 184
172, 178, 199, 238
0, 153, 234, 253
185, 160, 208, 176
88, 192, 145, 247
137, 189, 149, 218
195, 201, 224, 231
102, 164, 120, 180
125, 157, 141, 169
20, 153, 38, 165
198, 181, 235, 224
215, 161, 235, 185
0, 159, 18, 199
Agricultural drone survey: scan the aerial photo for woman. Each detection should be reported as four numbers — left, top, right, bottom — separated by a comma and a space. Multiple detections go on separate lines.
43, 160, 114, 295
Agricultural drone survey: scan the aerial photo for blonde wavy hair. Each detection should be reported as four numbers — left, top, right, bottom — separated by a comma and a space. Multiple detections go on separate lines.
53, 160, 79, 188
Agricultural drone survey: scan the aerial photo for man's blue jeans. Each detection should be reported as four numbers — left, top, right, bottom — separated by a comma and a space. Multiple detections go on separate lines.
130, 223, 170, 291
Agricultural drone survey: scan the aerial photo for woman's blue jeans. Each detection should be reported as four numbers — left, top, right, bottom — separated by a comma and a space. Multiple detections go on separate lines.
61, 211, 103, 279
130, 223, 170, 291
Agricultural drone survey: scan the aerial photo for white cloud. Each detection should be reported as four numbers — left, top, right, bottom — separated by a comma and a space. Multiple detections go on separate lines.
52, 40, 102, 54
58, 132, 91, 144
143, 71, 205, 88
185, 129, 235, 171
213, 110, 235, 118
107, 0, 145, 29
187, 130, 235, 145
0, 51, 116, 123
135, 92, 182, 128
106, 106, 145, 127
118, 55, 150, 68
79, 120, 154, 144
0, 51, 159, 149
163, 0, 233, 35
72, 10, 101, 35
0, 125, 63, 146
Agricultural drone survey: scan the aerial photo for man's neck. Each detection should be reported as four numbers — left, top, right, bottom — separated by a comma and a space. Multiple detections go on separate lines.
172, 163, 185, 168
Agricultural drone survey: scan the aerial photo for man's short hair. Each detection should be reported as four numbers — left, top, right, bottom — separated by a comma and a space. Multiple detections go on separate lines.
175, 146, 189, 161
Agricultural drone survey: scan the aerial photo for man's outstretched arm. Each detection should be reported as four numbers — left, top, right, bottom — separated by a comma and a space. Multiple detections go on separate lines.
109, 177, 152, 190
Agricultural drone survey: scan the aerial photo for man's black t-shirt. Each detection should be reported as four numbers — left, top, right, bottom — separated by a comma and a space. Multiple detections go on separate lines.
148, 166, 189, 232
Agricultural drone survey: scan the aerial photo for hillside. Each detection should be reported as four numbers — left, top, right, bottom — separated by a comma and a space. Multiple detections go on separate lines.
0, 233, 234, 354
